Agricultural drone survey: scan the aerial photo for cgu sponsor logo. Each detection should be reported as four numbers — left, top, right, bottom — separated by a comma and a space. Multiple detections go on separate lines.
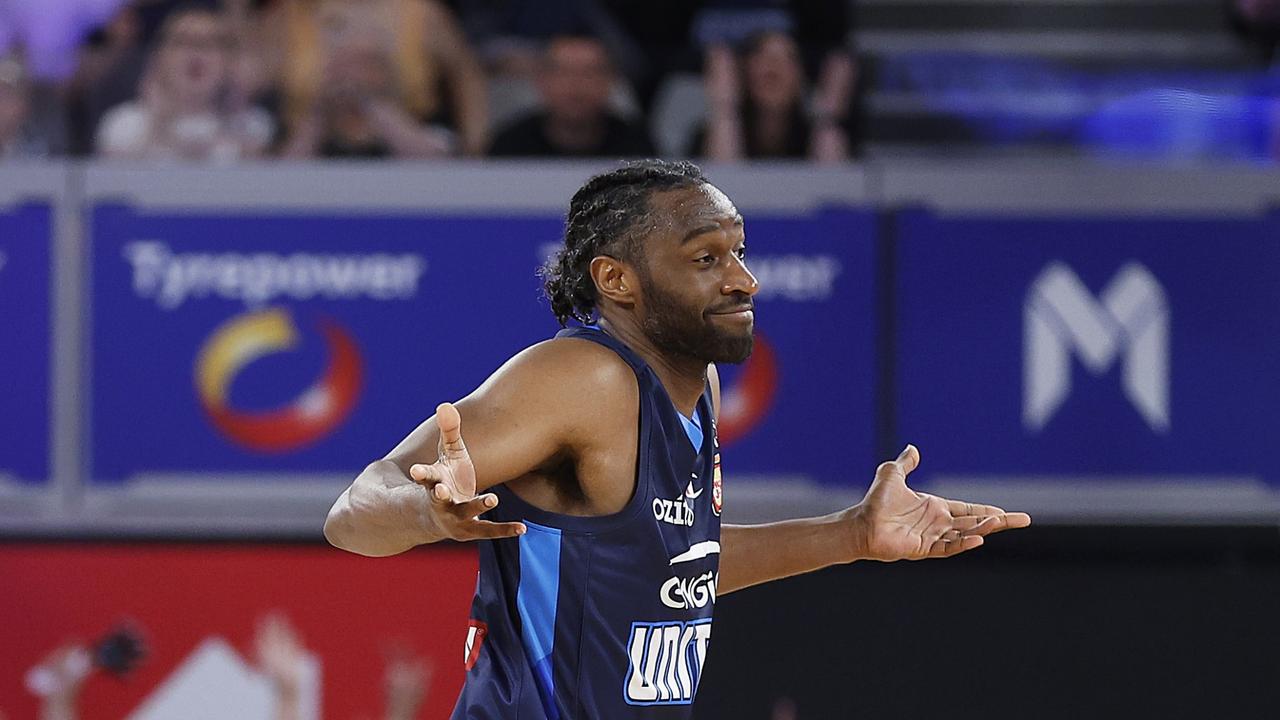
123, 241, 427, 310
652, 479, 701, 527
663, 541, 720, 610
624, 619, 712, 706
660, 571, 717, 610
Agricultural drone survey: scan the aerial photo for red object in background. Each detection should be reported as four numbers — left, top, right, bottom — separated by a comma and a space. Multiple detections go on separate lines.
717, 333, 779, 446
0, 543, 478, 719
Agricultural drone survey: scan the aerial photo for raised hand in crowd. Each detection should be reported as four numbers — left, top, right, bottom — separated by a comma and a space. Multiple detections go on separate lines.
282, 42, 451, 159
95, 6, 272, 162
25, 643, 92, 720
256, 612, 308, 720
810, 51, 857, 163
702, 43, 745, 160
383, 644, 433, 720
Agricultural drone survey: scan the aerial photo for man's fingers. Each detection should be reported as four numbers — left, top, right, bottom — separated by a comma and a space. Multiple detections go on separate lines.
998, 512, 1032, 530
896, 444, 920, 475
409, 463, 442, 485
945, 499, 1005, 518
435, 402, 467, 459
874, 444, 920, 485
447, 493, 501, 520
927, 534, 983, 558
455, 520, 527, 540
430, 481, 451, 503
965, 512, 1033, 534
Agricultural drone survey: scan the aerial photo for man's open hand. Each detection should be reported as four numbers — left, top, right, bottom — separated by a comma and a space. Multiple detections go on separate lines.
850, 445, 1031, 561
407, 403, 526, 542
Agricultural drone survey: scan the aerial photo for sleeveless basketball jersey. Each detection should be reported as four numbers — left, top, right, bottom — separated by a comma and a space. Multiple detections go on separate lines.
452, 326, 723, 719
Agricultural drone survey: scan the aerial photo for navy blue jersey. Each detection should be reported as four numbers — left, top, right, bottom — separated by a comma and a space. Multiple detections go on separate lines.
452, 326, 723, 719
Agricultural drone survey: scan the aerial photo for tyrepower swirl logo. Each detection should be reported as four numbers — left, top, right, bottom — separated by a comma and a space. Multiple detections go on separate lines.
194, 308, 363, 453
123, 240, 428, 453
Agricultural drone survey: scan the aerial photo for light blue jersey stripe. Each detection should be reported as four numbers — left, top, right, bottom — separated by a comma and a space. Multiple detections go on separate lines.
678, 409, 703, 450
517, 521, 563, 719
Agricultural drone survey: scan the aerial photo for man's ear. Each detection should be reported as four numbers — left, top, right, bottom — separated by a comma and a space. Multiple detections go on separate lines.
590, 255, 640, 308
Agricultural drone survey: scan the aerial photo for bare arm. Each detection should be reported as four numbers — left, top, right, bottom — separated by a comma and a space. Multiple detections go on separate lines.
423, 0, 489, 155
324, 339, 625, 556
719, 512, 856, 595
702, 45, 745, 162
708, 367, 1031, 596
364, 99, 452, 158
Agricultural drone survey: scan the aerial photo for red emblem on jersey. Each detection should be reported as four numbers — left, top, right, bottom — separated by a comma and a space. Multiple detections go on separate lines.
465, 619, 488, 671
712, 453, 723, 516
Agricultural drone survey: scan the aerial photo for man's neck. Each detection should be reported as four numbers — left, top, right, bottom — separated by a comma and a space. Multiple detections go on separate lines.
596, 317, 706, 417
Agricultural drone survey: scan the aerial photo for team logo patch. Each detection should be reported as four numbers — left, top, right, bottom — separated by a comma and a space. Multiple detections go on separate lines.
711, 454, 722, 516
624, 619, 712, 706
464, 619, 488, 671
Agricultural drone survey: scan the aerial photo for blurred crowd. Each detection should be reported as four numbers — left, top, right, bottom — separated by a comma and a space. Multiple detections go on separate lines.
0, 0, 860, 163
19, 614, 431, 720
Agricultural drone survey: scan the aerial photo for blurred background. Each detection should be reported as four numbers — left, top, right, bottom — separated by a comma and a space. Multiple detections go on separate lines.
1, 0, 1278, 718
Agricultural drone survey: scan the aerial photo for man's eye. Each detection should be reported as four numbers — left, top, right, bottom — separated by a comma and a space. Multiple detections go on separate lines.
695, 255, 715, 264
735, 247, 748, 260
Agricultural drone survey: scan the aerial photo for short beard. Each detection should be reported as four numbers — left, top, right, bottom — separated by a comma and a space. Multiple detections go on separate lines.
639, 269, 754, 365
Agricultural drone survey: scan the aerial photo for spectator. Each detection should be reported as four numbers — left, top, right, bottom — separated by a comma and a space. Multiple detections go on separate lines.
0, 56, 61, 159
256, 612, 432, 720
24, 643, 91, 720
95, 4, 273, 162
1229, 0, 1280, 64
255, 612, 307, 720
24, 625, 145, 720
280, 39, 453, 158
489, 35, 654, 158
264, 0, 488, 156
66, 1, 147, 155
692, 31, 855, 162
0, 0, 130, 85
382, 643, 432, 720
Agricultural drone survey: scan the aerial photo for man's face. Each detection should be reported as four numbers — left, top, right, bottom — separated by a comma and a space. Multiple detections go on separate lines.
633, 185, 759, 364
158, 13, 230, 106
539, 38, 613, 125
0, 82, 28, 144
745, 33, 803, 112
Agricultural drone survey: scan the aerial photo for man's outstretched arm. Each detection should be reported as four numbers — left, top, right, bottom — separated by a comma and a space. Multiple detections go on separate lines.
717, 445, 1032, 595
323, 404, 529, 557
324, 340, 617, 557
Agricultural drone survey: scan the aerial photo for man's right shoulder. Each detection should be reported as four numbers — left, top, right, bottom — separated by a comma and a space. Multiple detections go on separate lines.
472, 335, 636, 410
462, 336, 637, 447
491, 336, 635, 398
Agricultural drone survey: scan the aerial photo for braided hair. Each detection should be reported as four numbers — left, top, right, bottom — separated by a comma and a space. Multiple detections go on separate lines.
541, 159, 708, 326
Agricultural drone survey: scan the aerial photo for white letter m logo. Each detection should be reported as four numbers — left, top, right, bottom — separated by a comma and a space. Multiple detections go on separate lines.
1024, 261, 1169, 432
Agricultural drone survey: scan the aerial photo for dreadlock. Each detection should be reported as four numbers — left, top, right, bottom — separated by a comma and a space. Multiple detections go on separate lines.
541, 159, 709, 326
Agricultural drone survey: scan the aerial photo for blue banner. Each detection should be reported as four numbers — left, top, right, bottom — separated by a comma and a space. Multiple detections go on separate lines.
90, 206, 561, 482
88, 205, 877, 488
714, 208, 877, 486
0, 203, 52, 485
893, 210, 1280, 485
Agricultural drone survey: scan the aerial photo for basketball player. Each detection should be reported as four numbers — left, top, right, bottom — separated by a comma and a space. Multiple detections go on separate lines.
324, 160, 1031, 718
